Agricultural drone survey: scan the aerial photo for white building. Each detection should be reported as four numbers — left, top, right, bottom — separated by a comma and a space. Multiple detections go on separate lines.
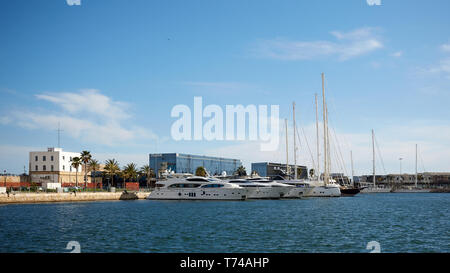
29, 147, 86, 188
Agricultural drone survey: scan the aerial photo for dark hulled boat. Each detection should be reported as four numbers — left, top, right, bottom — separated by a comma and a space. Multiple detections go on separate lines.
340, 186, 361, 196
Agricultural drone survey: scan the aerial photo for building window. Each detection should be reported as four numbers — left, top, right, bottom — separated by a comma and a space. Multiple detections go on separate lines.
51, 165, 54, 171
70, 157, 72, 161
63, 165, 65, 171
51, 156, 54, 161
43, 165, 46, 171
70, 166, 72, 172
35, 156, 38, 161
35, 165, 38, 171
63, 156, 65, 160
43, 156, 46, 161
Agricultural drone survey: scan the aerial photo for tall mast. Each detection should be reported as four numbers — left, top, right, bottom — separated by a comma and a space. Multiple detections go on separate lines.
351, 150, 354, 187
322, 73, 328, 186
293, 102, 297, 180
326, 103, 331, 182
415, 144, 418, 188
372, 129, 376, 188
285, 119, 289, 180
315, 93, 320, 181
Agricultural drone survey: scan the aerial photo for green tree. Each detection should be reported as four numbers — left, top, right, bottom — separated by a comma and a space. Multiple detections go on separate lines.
70, 157, 82, 188
195, 166, 207, 177
236, 165, 247, 177
104, 159, 120, 188
122, 163, 138, 188
80, 151, 92, 189
140, 164, 155, 188
89, 159, 100, 191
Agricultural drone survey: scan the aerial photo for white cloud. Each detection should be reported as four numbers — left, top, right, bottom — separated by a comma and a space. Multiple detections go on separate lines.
66, 0, 81, 6
254, 27, 383, 61
4, 89, 158, 146
440, 43, 450, 52
391, 51, 403, 57
35, 89, 130, 121
366, 0, 381, 6
421, 58, 450, 79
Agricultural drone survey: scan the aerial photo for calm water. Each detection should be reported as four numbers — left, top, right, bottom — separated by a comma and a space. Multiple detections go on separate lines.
0, 193, 448, 253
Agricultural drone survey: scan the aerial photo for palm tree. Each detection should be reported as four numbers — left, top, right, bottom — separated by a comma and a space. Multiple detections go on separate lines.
236, 165, 247, 177
140, 164, 154, 188
70, 157, 82, 188
104, 159, 120, 189
80, 151, 92, 189
122, 163, 138, 189
89, 159, 100, 191
195, 166, 207, 177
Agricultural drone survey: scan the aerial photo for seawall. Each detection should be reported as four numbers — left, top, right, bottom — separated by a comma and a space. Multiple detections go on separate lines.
0, 191, 151, 204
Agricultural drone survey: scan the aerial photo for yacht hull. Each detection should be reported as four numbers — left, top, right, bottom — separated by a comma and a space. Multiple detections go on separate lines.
247, 187, 291, 199
147, 188, 247, 200
303, 186, 341, 197
284, 187, 308, 198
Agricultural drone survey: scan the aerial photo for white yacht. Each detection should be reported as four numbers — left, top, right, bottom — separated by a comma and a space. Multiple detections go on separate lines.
278, 177, 341, 198
245, 177, 294, 198
303, 179, 341, 197
227, 178, 290, 199
147, 176, 247, 200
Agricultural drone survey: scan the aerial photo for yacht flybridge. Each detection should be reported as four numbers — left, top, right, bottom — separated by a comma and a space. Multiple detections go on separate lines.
147, 176, 247, 200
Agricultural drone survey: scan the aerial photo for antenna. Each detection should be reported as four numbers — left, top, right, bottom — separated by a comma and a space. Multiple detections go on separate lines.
56, 122, 64, 148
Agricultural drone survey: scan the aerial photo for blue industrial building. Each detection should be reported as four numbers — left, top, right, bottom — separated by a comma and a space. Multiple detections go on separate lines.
252, 162, 308, 180
149, 153, 242, 177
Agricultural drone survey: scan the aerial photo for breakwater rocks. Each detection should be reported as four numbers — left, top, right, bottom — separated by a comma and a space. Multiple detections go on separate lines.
0, 191, 151, 204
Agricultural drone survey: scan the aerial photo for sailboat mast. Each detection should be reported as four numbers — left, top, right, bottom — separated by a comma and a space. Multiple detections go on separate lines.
293, 102, 297, 180
315, 93, 320, 181
285, 119, 289, 180
415, 144, 418, 188
351, 150, 354, 187
322, 73, 328, 186
372, 129, 376, 188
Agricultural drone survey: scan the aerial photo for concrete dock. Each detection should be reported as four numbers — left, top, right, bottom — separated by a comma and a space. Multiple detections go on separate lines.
0, 191, 151, 204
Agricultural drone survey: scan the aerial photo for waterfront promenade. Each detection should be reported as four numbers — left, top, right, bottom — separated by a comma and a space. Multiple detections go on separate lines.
0, 191, 150, 204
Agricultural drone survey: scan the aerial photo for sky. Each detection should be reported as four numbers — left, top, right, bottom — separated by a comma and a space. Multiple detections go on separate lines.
1, 0, 449, 176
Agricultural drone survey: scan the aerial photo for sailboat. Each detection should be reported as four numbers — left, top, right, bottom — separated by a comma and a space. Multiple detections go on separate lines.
339, 151, 361, 196
360, 130, 391, 193
282, 73, 341, 197
391, 144, 431, 193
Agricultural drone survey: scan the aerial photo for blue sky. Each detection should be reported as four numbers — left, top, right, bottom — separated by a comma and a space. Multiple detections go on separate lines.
1, 0, 449, 175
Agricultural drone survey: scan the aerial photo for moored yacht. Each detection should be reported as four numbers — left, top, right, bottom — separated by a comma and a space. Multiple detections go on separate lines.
227, 178, 291, 199
147, 176, 247, 200
245, 177, 294, 198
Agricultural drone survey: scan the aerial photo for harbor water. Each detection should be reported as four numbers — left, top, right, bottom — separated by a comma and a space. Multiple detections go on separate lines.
0, 193, 448, 253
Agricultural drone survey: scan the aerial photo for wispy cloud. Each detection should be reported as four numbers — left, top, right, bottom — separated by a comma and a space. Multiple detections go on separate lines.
440, 42, 450, 52
390, 51, 403, 58
253, 27, 383, 61
419, 58, 450, 79
4, 89, 158, 146
366, 0, 381, 6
